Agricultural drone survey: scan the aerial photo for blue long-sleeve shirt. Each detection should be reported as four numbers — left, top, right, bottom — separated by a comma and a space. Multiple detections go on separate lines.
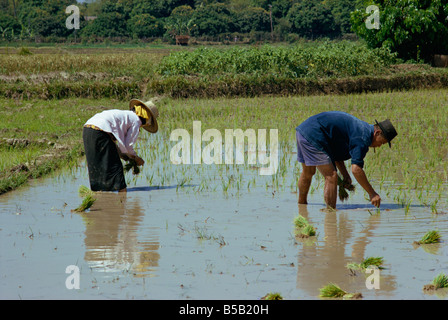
296, 111, 374, 168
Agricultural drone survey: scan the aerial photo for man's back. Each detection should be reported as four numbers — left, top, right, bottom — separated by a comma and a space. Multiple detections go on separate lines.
296, 111, 374, 167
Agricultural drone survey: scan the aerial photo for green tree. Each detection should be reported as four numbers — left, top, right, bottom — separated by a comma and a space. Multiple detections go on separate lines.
16, 0, 73, 38
0, 11, 20, 39
166, 5, 195, 35
127, 13, 165, 38
351, 0, 448, 61
286, 0, 339, 38
326, 0, 357, 34
235, 6, 271, 33
190, 3, 235, 36
81, 0, 128, 37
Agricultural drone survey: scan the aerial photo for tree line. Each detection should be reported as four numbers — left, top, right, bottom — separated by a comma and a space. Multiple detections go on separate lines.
0, 0, 362, 42
0, 0, 447, 62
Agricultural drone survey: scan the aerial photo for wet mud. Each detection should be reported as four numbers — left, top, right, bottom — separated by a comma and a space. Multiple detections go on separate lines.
1, 160, 447, 300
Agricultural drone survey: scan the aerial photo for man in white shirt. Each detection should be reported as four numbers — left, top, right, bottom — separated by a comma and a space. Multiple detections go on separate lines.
82, 99, 159, 192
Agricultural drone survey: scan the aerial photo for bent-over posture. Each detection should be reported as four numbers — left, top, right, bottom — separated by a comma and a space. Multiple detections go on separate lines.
83, 99, 159, 192
296, 111, 397, 209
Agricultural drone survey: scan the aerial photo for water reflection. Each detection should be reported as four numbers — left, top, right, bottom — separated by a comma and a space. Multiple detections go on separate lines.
295, 204, 397, 297
80, 192, 160, 277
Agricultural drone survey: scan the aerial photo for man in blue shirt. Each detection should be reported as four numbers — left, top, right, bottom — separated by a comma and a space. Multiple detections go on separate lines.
296, 111, 397, 209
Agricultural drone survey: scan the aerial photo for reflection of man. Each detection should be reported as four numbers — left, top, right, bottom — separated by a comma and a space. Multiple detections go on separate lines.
295, 204, 396, 296
296, 111, 397, 209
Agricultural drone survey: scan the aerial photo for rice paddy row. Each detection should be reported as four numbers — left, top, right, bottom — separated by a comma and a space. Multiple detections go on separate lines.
2, 88, 447, 213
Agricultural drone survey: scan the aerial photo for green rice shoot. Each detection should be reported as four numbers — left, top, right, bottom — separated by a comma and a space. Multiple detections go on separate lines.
293, 214, 316, 237
78, 185, 94, 198
432, 273, 448, 289
294, 215, 309, 229
301, 224, 316, 237
347, 256, 384, 271
319, 283, 347, 298
337, 175, 355, 202
262, 292, 283, 300
417, 230, 442, 244
73, 195, 96, 212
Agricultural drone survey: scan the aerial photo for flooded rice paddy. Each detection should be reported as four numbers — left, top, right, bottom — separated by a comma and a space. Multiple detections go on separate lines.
1, 136, 447, 300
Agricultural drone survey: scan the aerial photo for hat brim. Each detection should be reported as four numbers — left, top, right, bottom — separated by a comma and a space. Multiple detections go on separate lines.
129, 99, 158, 133
375, 119, 391, 148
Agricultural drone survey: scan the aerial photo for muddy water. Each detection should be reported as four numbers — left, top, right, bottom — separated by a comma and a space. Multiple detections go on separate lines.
1, 159, 447, 300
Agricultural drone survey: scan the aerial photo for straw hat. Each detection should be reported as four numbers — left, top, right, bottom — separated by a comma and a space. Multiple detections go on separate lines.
129, 99, 159, 133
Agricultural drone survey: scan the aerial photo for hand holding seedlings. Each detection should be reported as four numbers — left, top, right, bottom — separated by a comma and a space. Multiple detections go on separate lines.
337, 175, 355, 201
124, 158, 142, 175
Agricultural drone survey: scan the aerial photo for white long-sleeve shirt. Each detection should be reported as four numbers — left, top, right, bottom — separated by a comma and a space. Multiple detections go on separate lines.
85, 109, 142, 156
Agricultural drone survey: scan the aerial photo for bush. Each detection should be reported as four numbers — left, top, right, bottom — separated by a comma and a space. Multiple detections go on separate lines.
351, 0, 448, 62
157, 41, 397, 78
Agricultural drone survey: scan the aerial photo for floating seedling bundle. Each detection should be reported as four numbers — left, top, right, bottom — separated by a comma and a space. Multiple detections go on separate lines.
414, 230, 442, 245
72, 185, 96, 212
319, 283, 362, 300
346, 256, 384, 275
261, 292, 283, 300
423, 273, 448, 291
293, 214, 316, 238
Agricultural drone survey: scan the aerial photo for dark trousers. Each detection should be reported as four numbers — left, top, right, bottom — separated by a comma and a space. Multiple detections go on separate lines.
82, 127, 126, 191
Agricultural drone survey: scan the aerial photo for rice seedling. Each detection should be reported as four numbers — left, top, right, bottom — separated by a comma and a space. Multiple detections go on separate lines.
78, 185, 94, 197
293, 215, 309, 229
300, 224, 316, 237
423, 273, 448, 291
347, 256, 384, 274
261, 292, 283, 300
124, 159, 140, 175
414, 230, 442, 245
337, 175, 355, 202
319, 283, 362, 299
73, 194, 96, 212
293, 214, 316, 238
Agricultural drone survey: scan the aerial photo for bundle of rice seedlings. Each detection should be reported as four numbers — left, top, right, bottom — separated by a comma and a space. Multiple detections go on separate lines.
124, 159, 140, 175
414, 230, 442, 245
319, 283, 347, 298
423, 273, 448, 291
337, 175, 355, 202
319, 283, 362, 299
78, 185, 94, 198
261, 292, 283, 300
293, 214, 316, 238
293, 215, 309, 229
347, 256, 384, 274
73, 195, 96, 212
301, 224, 316, 237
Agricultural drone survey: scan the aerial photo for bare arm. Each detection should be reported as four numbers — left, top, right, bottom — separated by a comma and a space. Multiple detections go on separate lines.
116, 145, 144, 166
351, 164, 381, 207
